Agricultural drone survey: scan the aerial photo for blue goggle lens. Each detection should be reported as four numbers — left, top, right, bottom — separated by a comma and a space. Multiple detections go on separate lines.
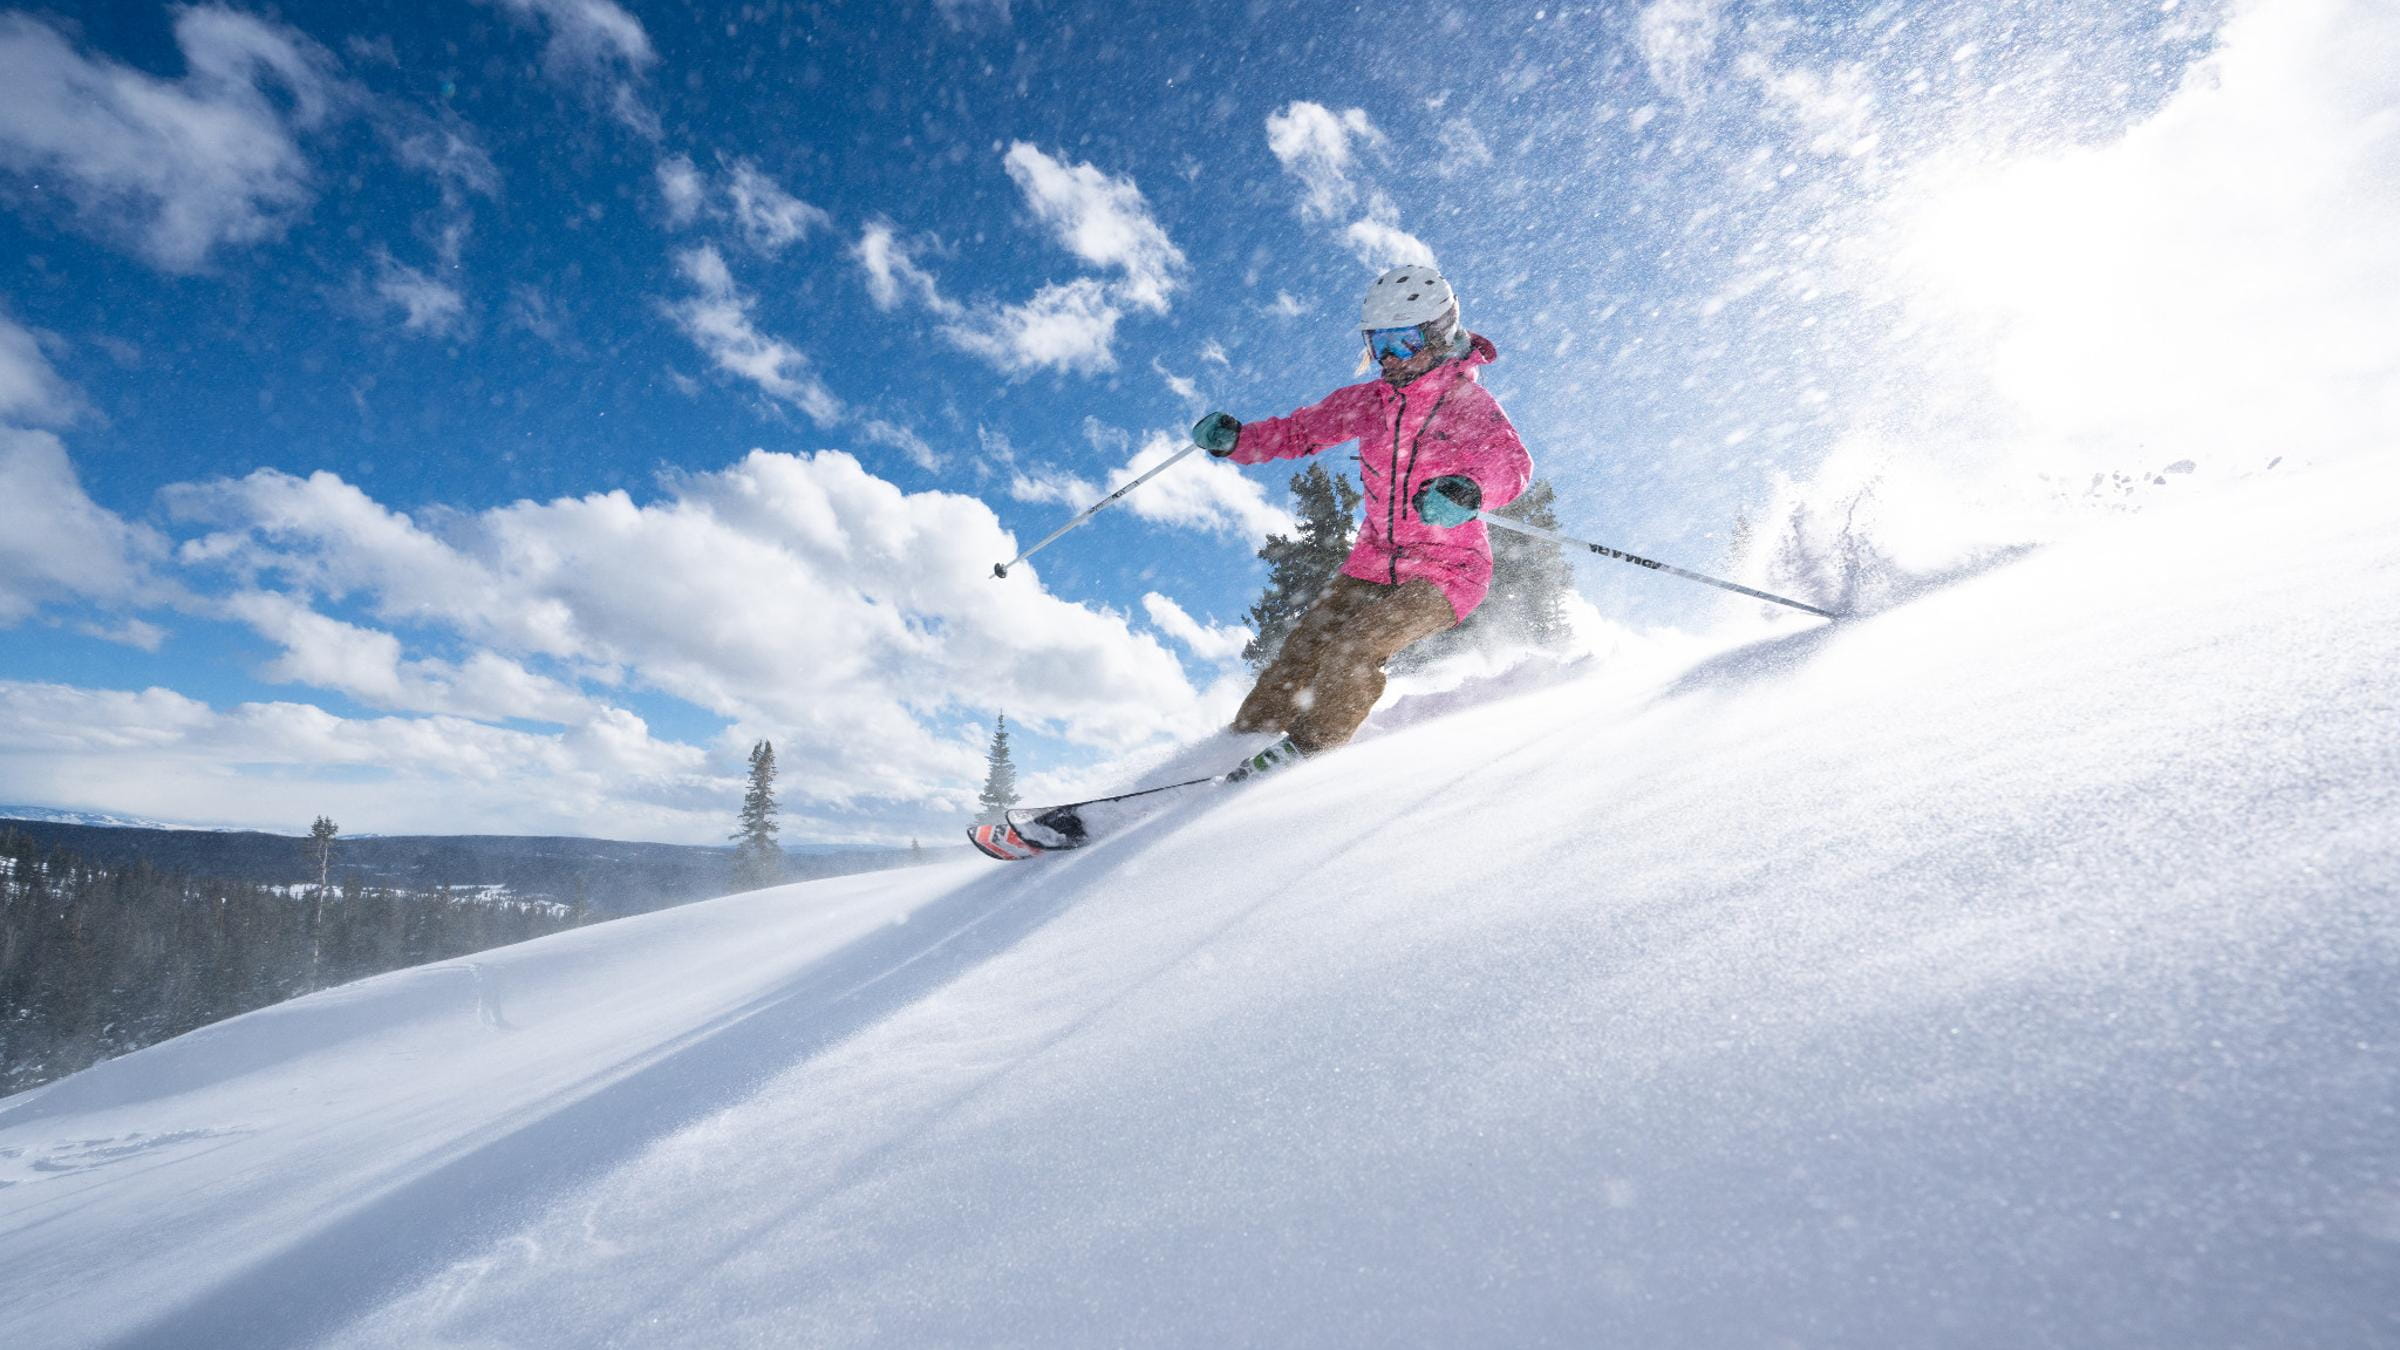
1366, 326, 1427, 360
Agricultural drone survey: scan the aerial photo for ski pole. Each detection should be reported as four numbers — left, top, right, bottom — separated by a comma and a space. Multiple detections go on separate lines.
991, 442, 1203, 579
1474, 510, 1842, 620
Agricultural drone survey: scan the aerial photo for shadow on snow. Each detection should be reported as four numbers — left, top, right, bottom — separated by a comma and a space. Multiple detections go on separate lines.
109, 862, 1088, 1350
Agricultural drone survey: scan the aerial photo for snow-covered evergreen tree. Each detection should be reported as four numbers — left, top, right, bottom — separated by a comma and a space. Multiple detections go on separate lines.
1393, 478, 1575, 670
307, 816, 339, 896
1243, 462, 1362, 670
976, 716, 1020, 824
731, 740, 782, 891
306, 815, 339, 978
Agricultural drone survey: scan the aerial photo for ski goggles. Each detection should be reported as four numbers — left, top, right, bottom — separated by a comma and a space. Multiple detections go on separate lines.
1364, 325, 1430, 361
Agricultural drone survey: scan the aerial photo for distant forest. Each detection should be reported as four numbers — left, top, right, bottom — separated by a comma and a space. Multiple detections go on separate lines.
0, 819, 942, 919
0, 828, 588, 1095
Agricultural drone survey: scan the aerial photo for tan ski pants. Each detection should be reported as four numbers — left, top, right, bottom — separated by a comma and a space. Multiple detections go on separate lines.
1230, 574, 1458, 754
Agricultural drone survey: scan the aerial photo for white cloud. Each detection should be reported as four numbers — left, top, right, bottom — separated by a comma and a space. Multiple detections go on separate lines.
1142, 593, 1250, 664
944, 279, 1122, 376
1740, 53, 1877, 156
0, 429, 163, 626
391, 118, 501, 203
222, 589, 595, 724
0, 308, 80, 425
0, 683, 218, 754
725, 158, 831, 252
1125, 431, 1293, 539
0, 680, 729, 841
507, 284, 567, 345
1636, 0, 1725, 102
1199, 339, 1231, 366
662, 245, 844, 424
72, 617, 168, 652
854, 221, 957, 314
661, 154, 832, 252
1001, 142, 1185, 311
1265, 102, 1436, 272
975, 423, 1019, 466
1344, 215, 1438, 270
1264, 290, 1314, 319
1434, 120, 1495, 175
1265, 102, 1382, 221
1005, 465, 1096, 508
656, 154, 706, 227
1154, 359, 1201, 404
160, 452, 1214, 821
486, 0, 660, 138
0, 7, 342, 271
386, 114, 500, 270
0, 315, 167, 632
858, 418, 942, 472
1115, 432, 1292, 540
865, 148, 1183, 376
374, 252, 467, 336
1001, 428, 1288, 542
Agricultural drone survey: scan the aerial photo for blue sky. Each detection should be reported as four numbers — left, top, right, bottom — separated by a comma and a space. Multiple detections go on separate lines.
8, 0, 2383, 845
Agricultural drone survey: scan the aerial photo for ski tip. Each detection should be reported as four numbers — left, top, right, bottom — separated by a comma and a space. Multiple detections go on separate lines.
967, 822, 1045, 862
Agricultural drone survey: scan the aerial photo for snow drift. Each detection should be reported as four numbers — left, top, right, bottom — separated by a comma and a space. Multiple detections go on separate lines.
2, 452, 2395, 1348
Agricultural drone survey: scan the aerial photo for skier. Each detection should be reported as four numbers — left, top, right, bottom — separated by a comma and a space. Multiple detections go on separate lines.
1193, 265, 1532, 765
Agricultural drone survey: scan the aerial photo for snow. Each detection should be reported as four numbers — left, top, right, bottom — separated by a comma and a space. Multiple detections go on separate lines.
3, 453, 2396, 1347
0, 805, 235, 831
247, 881, 539, 909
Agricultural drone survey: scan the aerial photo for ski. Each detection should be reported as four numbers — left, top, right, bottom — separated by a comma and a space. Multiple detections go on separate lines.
964, 736, 1307, 861
967, 821, 1046, 861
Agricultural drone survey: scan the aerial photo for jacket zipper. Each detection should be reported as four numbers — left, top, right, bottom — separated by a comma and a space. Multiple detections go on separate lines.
1390, 383, 1463, 582
1387, 392, 1407, 584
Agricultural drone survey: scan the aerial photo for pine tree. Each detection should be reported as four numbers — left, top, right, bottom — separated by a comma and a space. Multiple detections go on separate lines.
307, 816, 339, 894
1486, 479, 1574, 649
0, 828, 594, 1095
732, 740, 782, 891
975, 716, 1020, 824
306, 816, 338, 980
1392, 478, 1576, 669
1243, 462, 1363, 670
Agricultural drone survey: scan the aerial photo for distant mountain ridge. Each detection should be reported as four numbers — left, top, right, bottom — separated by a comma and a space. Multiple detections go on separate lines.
0, 805, 236, 832
0, 816, 958, 917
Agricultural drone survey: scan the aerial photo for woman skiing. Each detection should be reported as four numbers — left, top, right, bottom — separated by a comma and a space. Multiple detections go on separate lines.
1194, 265, 1532, 766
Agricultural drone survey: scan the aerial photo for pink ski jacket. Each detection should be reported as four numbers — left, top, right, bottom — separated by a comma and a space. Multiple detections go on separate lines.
1227, 333, 1532, 621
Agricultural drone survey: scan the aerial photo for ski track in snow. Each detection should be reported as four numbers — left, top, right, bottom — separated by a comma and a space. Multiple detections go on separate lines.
1, 455, 2396, 1348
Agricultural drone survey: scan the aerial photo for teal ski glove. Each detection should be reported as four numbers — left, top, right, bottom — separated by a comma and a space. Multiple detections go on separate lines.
1413, 475, 1481, 527
1192, 411, 1242, 457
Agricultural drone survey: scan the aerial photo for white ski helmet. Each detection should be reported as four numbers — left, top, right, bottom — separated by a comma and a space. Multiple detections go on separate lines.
1361, 265, 1459, 332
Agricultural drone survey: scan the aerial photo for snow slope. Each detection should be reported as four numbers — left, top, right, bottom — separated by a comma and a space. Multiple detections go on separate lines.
2, 454, 2395, 1348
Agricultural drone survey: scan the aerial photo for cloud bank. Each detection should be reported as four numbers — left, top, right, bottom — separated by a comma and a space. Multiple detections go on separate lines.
0, 7, 343, 270
44, 448, 1227, 838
